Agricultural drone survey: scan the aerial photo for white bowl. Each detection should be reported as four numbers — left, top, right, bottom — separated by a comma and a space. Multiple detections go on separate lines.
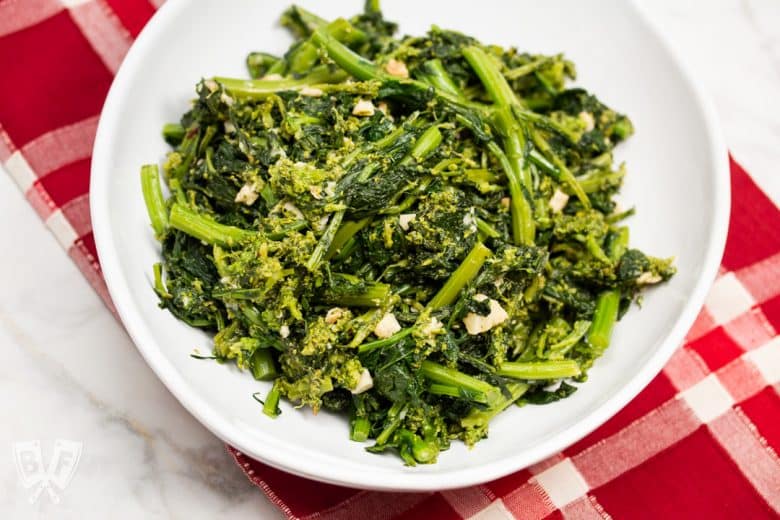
91, 0, 729, 491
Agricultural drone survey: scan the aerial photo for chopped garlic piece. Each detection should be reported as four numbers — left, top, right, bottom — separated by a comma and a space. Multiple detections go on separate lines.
352, 99, 376, 116
325, 307, 345, 324
223, 121, 236, 134
549, 189, 570, 213
374, 313, 401, 338
377, 101, 390, 115
500, 197, 511, 209
300, 86, 324, 97
262, 73, 283, 81
309, 185, 323, 199
385, 59, 409, 79
351, 369, 374, 394
235, 183, 259, 206
220, 92, 235, 106
578, 111, 595, 131
279, 325, 290, 338
637, 272, 663, 285
398, 213, 416, 231
421, 316, 444, 336
203, 79, 218, 92
463, 294, 509, 335
281, 202, 304, 219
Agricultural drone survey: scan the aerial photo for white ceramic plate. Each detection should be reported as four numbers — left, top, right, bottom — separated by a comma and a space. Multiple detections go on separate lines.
91, 0, 729, 491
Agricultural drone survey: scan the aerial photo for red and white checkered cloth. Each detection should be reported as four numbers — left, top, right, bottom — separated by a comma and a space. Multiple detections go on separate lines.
2, 2, 778, 518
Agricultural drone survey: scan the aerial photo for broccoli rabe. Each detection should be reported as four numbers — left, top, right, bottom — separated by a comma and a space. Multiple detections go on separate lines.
140, 0, 675, 465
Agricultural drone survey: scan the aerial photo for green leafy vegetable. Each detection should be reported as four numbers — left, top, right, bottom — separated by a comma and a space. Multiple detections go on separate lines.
140, 0, 675, 465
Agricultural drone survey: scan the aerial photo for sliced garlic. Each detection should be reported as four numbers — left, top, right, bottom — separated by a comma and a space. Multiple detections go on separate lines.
462, 294, 509, 335
385, 59, 409, 79
549, 189, 570, 213
234, 183, 259, 206
351, 369, 374, 394
398, 213, 416, 231
352, 99, 376, 117
374, 313, 401, 338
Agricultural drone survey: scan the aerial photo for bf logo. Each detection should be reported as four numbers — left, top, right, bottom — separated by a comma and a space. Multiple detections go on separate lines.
13, 439, 82, 504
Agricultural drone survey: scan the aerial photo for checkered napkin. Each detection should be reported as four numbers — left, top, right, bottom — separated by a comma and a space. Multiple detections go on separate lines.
1, 2, 778, 518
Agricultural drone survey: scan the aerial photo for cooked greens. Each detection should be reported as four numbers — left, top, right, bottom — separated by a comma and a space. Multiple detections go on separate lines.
141, 1, 675, 465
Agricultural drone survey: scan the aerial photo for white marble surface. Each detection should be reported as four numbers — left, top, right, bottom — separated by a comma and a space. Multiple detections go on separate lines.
1, 1, 779, 518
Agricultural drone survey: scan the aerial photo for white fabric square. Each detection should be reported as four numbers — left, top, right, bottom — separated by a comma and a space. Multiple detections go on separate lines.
680, 374, 735, 423
745, 337, 780, 385
705, 273, 755, 325
4, 151, 37, 192
467, 499, 514, 520
534, 458, 589, 509
46, 209, 79, 249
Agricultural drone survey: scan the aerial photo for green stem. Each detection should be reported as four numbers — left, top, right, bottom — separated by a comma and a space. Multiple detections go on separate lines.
350, 416, 371, 442
530, 131, 589, 206
262, 381, 281, 418
505, 56, 555, 79
421, 59, 463, 97
358, 327, 413, 354
462, 46, 519, 108
215, 67, 348, 98
161, 123, 185, 145
169, 203, 253, 247
311, 28, 384, 81
498, 360, 581, 380
461, 382, 528, 429
586, 227, 629, 352
288, 18, 367, 74
307, 210, 344, 271
419, 360, 500, 406
320, 273, 391, 307
250, 349, 278, 381
427, 242, 492, 310
375, 402, 406, 445
140, 164, 168, 239
476, 217, 500, 239
428, 383, 489, 404
326, 218, 371, 260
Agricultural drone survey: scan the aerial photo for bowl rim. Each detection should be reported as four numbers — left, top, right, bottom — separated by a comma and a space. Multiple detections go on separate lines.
90, 0, 730, 491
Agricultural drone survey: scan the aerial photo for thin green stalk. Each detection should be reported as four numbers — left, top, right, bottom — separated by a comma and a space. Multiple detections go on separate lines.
461, 46, 519, 108
460, 382, 528, 429
419, 360, 500, 406
587, 227, 629, 352
320, 273, 391, 307
169, 203, 253, 247
498, 360, 581, 380
262, 380, 281, 418
427, 242, 492, 310
140, 164, 168, 239
530, 131, 589, 206
428, 383, 489, 404
161, 123, 185, 145
215, 67, 348, 98
421, 59, 463, 97
358, 327, 413, 354
326, 218, 371, 260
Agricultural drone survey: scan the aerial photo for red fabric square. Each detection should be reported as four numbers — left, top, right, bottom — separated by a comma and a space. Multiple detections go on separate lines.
564, 372, 677, 455
104, 0, 156, 37
722, 158, 780, 271
36, 158, 91, 208
760, 294, 780, 332
739, 387, 780, 453
253, 465, 359, 517
401, 493, 459, 519
78, 231, 99, 264
0, 11, 113, 147
484, 468, 532, 498
687, 327, 744, 372
592, 427, 774, 519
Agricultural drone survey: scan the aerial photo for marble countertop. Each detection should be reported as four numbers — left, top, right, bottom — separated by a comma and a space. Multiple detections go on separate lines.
2, 0, 779, 517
